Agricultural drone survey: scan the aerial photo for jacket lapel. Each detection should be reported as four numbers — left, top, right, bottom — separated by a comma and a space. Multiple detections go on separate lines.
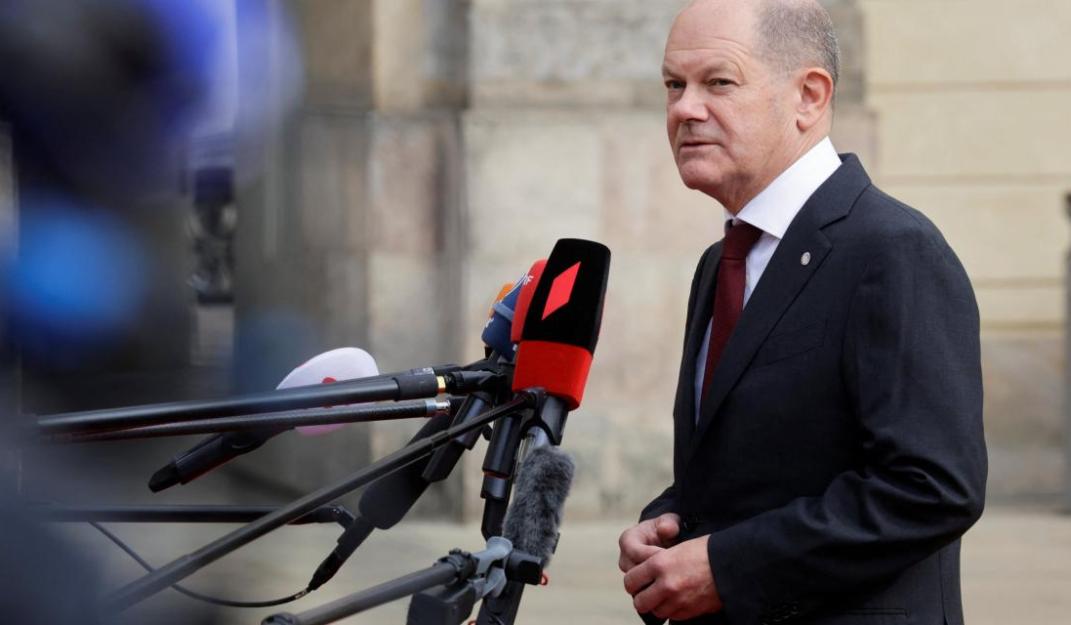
675, 243, 722, 443
685, 154, 871, 463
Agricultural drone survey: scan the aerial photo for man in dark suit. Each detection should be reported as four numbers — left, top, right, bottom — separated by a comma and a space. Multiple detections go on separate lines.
618, 1, 987, 624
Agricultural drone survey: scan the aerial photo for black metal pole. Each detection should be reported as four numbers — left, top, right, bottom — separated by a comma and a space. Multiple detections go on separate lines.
33, 375, 437, 437
28, 504, 354, 527
475, 580, 526, 625
38, 398, 457, 444
263, 562, 461, 625
102, 394, 534, 612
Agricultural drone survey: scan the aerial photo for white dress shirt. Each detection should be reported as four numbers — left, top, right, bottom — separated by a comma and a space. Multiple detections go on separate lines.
694, 137, 842, 423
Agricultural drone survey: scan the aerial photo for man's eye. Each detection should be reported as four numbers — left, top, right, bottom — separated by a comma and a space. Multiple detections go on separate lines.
665, 80, 684, 90
709, 79, 734, 87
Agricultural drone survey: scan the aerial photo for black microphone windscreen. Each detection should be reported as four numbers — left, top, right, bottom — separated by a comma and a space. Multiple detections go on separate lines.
512, 239, 610, 408
519, 239, 610, 353
502, 446, 575, 566
358, 411, 454, 528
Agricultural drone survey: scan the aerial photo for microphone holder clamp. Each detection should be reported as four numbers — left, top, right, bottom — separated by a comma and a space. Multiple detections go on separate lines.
105, 393, 538, 612
441, 370, 507, 396
518, 388, 566, 447
408, 538, 544, 625
479, 388, 567, 539
401, 547, 493, 625
265, 538, 542, 625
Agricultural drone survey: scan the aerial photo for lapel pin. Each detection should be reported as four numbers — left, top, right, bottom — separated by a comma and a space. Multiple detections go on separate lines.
801, 252, 812, 266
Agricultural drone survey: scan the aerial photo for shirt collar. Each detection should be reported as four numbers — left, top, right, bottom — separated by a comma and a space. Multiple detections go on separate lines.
724, 137, 842, 239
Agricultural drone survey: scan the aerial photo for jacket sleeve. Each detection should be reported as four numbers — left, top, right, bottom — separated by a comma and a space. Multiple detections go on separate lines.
705, 226, 987, 624
639, 485, 679, 522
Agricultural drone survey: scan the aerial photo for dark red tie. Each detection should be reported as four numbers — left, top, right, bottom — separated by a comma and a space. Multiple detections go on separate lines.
702, 220, 763, 397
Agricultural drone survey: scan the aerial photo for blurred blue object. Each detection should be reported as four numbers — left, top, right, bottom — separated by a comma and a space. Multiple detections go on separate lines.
0, 0, 220, 195
9, 195, 149, 367
136, 0, 222, 131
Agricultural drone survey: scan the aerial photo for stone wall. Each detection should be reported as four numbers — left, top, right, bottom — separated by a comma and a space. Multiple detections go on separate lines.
460, 0, 878, 520
228, 0, 1064, 519
859, 0, 1071, 501
231, 0, 469, 516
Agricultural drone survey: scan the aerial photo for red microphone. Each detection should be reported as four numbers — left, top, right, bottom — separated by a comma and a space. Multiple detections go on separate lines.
510, 259, 547, 345
476, 238, 610, 625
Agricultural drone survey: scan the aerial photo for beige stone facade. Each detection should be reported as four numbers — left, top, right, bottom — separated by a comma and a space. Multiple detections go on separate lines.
859, 0, 1071, 500
457, 0, 881, 519
227, 0, 1068, 519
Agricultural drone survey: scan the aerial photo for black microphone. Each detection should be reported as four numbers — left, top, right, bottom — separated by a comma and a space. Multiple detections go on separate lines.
479, 239, 609, 538
359, 393, 494, 534
476, 445, 576, 625
147, 353, 460, 492
476, 238, 610, 625
306, 267, 540, 591
304, 394, 496, 592
305, 407, 461, 591
398, 447, 574, 625
423, 262, 542, 485
476, 261, 546, 538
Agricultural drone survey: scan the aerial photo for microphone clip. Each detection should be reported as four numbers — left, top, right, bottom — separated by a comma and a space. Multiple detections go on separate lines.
406, 538, 543, 625
516, 389, 566, 448
443, 370, 508, 396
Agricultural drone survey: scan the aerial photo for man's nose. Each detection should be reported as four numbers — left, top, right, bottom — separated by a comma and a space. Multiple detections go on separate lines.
669, 85, 709, 123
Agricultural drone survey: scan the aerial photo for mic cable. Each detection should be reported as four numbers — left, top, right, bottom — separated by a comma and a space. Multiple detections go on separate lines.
86, 519, 307, 609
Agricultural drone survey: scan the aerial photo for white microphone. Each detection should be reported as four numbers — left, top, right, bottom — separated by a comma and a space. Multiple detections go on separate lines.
276, 347, 379, 436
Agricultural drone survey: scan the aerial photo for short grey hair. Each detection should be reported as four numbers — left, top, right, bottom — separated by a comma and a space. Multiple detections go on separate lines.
756, 0, 841, 86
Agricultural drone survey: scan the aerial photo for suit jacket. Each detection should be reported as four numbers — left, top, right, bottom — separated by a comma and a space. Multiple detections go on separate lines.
640, 155, 987, 625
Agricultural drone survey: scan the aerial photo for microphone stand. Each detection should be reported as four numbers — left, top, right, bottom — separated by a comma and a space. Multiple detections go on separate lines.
475, 392, 569, 625
262, 538, 543, 625
102, 392, 541, 613
301, 356, 518, 594
26, 504, 355, 527
32, 398, 463, 444
32, 368, 495, 438
406, 546, 541, 625
305, 389, 504, 592
478, 412, 522, 539
477, 390, 567, 539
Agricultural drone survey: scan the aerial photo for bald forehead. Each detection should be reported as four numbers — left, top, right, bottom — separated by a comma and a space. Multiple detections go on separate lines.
681, 0, 759, 15
666, 0, 760, 53
666, 0, 835, 78
669, 0, 828, 47
676, 0, 764, 26
680, 0, 825, 15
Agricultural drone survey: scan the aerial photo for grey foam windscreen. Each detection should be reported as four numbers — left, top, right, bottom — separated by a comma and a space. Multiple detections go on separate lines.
502, 445, 576, 565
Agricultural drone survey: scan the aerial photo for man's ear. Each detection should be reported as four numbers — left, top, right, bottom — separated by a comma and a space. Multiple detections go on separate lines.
796, 67, 834, 132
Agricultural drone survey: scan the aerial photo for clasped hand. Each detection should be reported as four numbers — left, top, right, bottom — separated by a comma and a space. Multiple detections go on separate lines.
618, 513, 723, 621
